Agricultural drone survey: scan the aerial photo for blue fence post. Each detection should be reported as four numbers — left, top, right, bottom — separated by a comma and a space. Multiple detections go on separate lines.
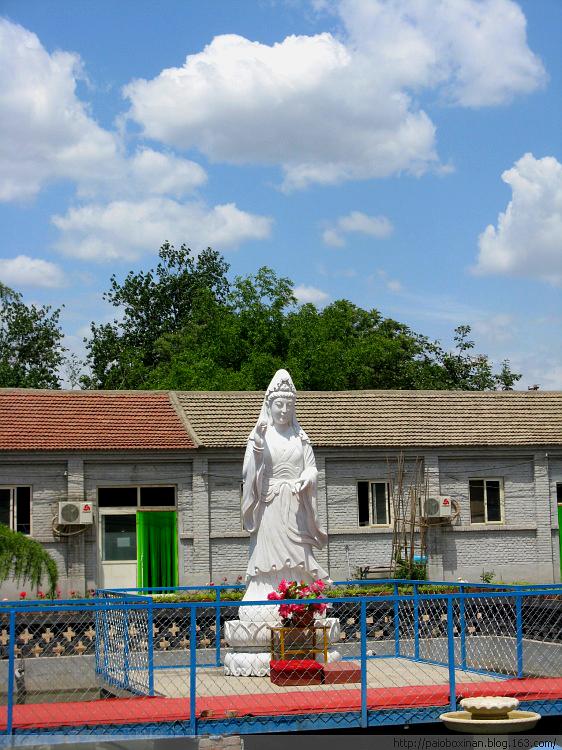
459, 584, 467, 670
6, 609, 16, 736
515, 589, 523, 678
393, 582, 400, 657
360, 598, 368, 728
413, 583, 419, 661
147, 599, 155, 696
447, 596, 456, 711
189, 604, 198, 736
123, 608, 130, 690
215, 587, 221, 668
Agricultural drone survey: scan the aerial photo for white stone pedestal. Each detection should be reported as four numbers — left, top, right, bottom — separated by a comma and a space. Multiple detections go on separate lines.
223, 617, 342, 676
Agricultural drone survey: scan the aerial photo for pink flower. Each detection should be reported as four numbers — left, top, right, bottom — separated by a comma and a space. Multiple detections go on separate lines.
19, 591, 26, 600
267, 591, 281, 600
278, 579, 289, 594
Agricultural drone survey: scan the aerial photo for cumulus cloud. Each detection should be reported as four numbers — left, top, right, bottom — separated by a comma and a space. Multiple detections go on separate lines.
123, 0, 544, 190
294, 285, 330, 304
0, 19, 209, 206
323, 210, 393, 246
0, 18, 119, 201
474, 154, 562, 284
79, 147, 207, 200
52, 198, 273, 262
0, 255, 66, 288
338, 0, 545, 107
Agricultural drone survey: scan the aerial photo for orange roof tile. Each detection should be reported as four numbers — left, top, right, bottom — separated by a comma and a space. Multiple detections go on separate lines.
0, 390, 196, 451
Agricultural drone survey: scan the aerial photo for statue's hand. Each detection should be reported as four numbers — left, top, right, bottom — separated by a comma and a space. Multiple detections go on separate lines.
254, 421, 268, 450
295, 476, 311, 494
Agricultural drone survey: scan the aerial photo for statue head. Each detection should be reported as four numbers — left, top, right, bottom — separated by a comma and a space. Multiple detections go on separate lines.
250, 369, 304, 434
266, 370, 296, 427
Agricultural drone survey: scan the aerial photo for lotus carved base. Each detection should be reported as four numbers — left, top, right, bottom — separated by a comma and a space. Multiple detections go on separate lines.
223, 617, 342, 676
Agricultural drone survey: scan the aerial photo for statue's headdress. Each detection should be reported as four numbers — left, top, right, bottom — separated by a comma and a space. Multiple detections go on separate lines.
265, 371, 296, 404
250, 369, 308, 440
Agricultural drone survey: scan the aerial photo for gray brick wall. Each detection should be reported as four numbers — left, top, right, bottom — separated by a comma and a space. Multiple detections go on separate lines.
210, 538, 248, 582
2, 446, 560, 593
209, 460, 243, 535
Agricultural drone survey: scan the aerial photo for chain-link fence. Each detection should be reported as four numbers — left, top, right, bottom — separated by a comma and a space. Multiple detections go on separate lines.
1, 582, 561, 738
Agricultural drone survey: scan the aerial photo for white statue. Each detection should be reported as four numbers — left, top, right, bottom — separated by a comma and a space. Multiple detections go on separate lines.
224, 369, 339, 676
240, 369, 328, 614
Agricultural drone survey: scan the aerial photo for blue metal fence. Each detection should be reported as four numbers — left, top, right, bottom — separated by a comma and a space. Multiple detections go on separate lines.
0, 581, 561, 739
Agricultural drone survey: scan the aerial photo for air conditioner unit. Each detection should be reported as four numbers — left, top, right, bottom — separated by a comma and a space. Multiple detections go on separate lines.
423, 496, 452, 519
58, 501, 94, 525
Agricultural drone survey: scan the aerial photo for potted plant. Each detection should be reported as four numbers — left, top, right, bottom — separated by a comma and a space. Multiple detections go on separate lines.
267, 579, 328, 627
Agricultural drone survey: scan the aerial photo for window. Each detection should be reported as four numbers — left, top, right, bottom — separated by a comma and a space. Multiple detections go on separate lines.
357, 481, 391, 526
98, 486, 176, 508
102, 514, 137, 561
469, 479, 503, 524
557, 483, 562, 504
0, 486, 31, 534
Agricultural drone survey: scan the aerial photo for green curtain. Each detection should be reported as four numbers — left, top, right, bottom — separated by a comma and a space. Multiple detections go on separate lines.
137, 511, 178, 590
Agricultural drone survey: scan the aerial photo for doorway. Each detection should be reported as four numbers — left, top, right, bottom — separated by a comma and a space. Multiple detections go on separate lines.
97, 485, 178, 590
137, 511, 178, 589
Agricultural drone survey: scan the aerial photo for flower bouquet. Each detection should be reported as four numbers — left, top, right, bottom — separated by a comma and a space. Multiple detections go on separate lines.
267, 579, 328, 627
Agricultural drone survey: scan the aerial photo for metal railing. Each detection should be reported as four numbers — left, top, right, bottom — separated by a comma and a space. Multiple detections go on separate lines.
0, 581, 560, 739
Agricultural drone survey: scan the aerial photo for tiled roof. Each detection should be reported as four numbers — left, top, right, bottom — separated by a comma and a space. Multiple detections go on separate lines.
174, 390, 562, 448
0, 390, 196, 451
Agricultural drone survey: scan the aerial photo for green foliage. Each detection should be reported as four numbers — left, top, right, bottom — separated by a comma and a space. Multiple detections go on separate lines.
0, 283, 66, 388
480, 569, 496, 584
83, 244, 521, 392
394, 558, 428, 581
82, 243, 230, 389
0, 524, 58, 596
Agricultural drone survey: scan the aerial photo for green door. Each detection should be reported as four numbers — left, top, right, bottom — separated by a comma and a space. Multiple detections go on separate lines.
137, 511, 178, 590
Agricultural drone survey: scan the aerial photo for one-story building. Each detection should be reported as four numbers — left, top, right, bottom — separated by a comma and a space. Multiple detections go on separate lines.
1, 388, 561, 595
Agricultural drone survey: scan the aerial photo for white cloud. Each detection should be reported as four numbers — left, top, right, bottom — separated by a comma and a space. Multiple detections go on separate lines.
324, 210, 393, 246
0, 20, 209, 205
52, 198, 273, 262
0, 19, 119, 202
124, 32, 437, 191
474, 154, 562, 284
339, 0, 546, 107
123, 1, 544, 190
471, 313, 514, 344
386, 279, 403, 293
294, 284, 330, 304
0, 255, 66, 288
79, 147, 207, 200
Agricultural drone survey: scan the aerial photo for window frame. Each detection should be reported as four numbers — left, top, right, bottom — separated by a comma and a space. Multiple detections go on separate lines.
96, 484, 177, 510
356, 480, 392, 528
0, 485, 32, 535
468, 478, 504, 525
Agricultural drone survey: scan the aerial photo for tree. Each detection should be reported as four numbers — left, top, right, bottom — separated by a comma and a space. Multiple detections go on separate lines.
0, 524, 58, 596
436, 325, 521, 390
82, 243, 230, 389
0, 283, 65, 389
84, 246, 521, 392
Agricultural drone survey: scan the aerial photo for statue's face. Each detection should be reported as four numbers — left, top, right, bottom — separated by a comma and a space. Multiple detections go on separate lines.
270, 397, 295, 427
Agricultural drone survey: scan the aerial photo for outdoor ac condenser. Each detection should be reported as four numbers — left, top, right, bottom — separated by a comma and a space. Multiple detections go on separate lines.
423, 495, 452, 519
58, 501, 94, 524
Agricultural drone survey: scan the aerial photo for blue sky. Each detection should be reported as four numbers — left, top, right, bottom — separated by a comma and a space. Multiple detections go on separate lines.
0, 0, 560, 388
